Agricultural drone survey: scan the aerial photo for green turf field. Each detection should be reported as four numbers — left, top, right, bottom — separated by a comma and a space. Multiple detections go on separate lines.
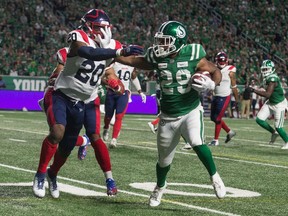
0, 110, 288, 216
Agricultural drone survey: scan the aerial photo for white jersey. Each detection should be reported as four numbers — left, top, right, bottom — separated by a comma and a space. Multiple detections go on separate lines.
112, 62, 135, 91
214, 65, 236, 97
54, 29, 108, 102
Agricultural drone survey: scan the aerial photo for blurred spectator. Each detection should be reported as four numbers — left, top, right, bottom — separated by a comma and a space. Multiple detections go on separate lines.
241, 82, 253, 119
27, 61, 38, 76
9, 64, 18, 76
0, 76, 6, 88
0, 0, 287, 88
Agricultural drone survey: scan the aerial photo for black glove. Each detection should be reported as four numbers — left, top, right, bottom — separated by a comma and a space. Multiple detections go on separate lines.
120, 45, 144, 56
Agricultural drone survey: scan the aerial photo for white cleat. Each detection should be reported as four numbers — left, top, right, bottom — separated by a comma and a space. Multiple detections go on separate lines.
281, 143, 288, 150
269, 132, 279, 145
109, 138, 117, 148
47, 169, 60, 199
208, 140, 219, 146
211, 172, 226, 199
103, 129, 109, 141
148, 122, 156, 134
149, 182, 167, 207
182, 143, 192, 150
33, 174, 45, 198
225, 130, 236, 143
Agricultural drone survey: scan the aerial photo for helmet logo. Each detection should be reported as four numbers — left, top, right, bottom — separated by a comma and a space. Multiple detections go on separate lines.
176, 26, 186, 38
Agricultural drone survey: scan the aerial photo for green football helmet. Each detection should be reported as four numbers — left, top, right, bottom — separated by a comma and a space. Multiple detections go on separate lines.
153, 21, 188, 58
260, 59, 275, 77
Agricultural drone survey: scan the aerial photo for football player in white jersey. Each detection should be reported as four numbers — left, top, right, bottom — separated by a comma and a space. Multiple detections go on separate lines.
208, 51, 238, 146
102, 61, 146, 148
32, 9, 143, 199
38, 47, 90, 161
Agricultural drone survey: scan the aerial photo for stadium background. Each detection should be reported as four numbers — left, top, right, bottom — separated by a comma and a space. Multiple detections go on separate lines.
0, 0, 287, 112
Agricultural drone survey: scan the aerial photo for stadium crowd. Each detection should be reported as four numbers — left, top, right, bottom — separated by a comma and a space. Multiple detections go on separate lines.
0, 0, 287, 86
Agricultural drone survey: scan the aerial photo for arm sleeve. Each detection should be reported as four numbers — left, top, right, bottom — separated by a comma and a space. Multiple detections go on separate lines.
131, 77, 142, 92
78, 46, 120, 61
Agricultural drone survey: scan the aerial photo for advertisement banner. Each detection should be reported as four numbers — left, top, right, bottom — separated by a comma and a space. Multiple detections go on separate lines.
1, 75, 47, 91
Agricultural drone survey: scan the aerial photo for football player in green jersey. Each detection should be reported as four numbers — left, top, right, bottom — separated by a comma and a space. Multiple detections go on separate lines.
249, 60, 288, 149
116, 21, 226, 206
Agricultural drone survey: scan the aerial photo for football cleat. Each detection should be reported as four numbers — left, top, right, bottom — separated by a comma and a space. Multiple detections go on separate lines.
182, 143, 192, 150
148, 122, 156, 134
225, 130, 236, 143
211, 172, 226, 199
106, 178, 117, 196
269, 132, 279, 145
47, 168, 60, 199
149, 182, 167, 207
109, 138, 117, 148
208, 140, 219, 146
103, 129, 109, 141
281, 143, 288, 150
78, 135, 90, 160
33, 172, 46, 198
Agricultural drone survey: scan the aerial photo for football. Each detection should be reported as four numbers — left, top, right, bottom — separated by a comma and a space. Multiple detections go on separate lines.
191, 71, 211, 84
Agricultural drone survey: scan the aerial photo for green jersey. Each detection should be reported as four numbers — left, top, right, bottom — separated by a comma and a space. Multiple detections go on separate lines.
264, 73, 285, 104
145, 44, 206, 117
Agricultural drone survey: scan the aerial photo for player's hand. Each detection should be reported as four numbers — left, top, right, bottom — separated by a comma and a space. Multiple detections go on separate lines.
97, 26, 112, 48
117, 45, 144, 57
140, 92, 146, 103
191, 74, 215, 92
247, 86, 255, 92
107, 79, 124, 94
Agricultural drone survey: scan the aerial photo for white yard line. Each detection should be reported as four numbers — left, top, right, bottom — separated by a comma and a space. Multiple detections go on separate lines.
0, 163, 239, 216
9, 138, 27, 142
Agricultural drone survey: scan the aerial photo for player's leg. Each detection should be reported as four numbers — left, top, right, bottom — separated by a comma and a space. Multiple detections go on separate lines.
273, 100, 288, 149
84, 100, 117, 195
182, 105, 226, 199
33, 91, 67, 198
149, 117, 180, 207
256, 101, 277, 144
48, 99, 85, 198
110, 91, 129, 148
148, 117, 160, 134
103, 92, 116, 141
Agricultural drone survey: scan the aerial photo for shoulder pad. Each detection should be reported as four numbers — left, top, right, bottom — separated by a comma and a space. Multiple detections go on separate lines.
228, 65, 236, 72
67, 30, 91, 45
56, 47, 68, 65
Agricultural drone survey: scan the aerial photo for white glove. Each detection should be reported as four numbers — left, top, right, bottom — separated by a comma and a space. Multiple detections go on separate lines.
97, 26, 112, 48
191, 74, 215, 92
140, 92, 146, 103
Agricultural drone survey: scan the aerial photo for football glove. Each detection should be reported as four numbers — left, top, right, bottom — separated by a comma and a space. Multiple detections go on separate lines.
116, 45, 144, 57
97, 26, 112, 48
140, 92, 146, 103
191, 74, 215, 92
107, 79, 124, 94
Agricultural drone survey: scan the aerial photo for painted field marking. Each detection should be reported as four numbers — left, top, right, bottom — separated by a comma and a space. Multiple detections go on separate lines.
0, 163, 240, 216
9, 138, 27, 142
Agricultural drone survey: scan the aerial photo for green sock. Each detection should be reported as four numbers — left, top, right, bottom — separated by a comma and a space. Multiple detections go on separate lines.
276, 127, 288, 142
156, 163, 170, 187
256, 117, 275, 134
193, 145, 216, 176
